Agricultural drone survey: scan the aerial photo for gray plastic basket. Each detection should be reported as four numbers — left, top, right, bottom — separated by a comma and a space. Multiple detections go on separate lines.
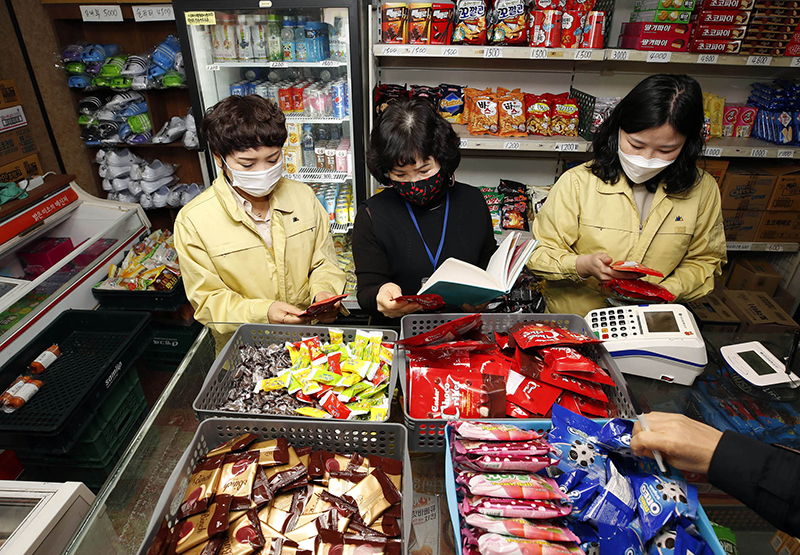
136, 417, 412, 555
398, 313, 635, 451
193, 324, 398, 422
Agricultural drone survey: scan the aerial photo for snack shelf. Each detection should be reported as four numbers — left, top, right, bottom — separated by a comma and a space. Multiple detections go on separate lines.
726, 242, 800, 253
208, 60, 346, 69
453, 125, 592, 153
704, 138, 800, 159
284, 169, 351, 183
283, 114, 350, 124
374, 44, 800, 67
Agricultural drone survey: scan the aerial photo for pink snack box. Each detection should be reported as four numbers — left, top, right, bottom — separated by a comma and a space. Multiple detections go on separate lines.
18, 237, 75, 278
723, 105, 740, 137
73, 238, 118, 270
736, 105, 758, 138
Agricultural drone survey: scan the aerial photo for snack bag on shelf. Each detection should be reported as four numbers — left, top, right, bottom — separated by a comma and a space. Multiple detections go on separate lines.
468, 88, 499, 135
550, 94, 580, 137
525, 93, 552, 136
703, 92, 725, 138
497, 88, 527, 137
438, 83, 465, 124
490, 0, 528, 45
453, 0, 489, 44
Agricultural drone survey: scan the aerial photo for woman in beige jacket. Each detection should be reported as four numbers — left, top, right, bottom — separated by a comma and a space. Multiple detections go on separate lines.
527, 74, 727, 316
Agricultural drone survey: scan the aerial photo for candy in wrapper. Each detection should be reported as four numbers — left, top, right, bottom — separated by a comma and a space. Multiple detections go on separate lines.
177, 454, 226, 519
451, 421, 543, 442
461, 496, 573, 520
465, 514, 580, 543
205, 433, 259, 459
536, 366, 609, 403
506, 369, 562, 416
456, 472, 567, 500
220, 451, 260, 511
511, 322, 602, 349
598, 519, 646, 555
171, 500, 232, 555
596, 418, 634, 456
604, 279, 676, 303
250, 439, 290, 467
455, 439, 553, 457
409, 367, 505, 419
583, 460, 636, 528
393, 293, 447, 310
29, 344, 61, 374
342, 468, 402, 525
477, 534, 583, 553
146, 518, 173, 555
539, 346, 610, 380
329, 328, 344, 345
507, 401, 533, 419
630, 473, 698, 542
219, 509, 266, 555
610, 260, 664, 277
558, 391, 609, 418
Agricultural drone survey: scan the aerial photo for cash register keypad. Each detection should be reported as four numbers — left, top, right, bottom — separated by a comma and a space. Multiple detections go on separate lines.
589, 308, 640, 340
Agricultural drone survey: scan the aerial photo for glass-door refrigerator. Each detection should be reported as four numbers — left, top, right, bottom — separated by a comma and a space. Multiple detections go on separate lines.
173, 0, 367, 298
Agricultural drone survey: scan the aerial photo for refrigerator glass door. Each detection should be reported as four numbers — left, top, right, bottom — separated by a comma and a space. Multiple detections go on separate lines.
0, 494, 48, 549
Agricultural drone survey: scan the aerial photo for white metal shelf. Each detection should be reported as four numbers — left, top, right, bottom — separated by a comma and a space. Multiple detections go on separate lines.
208, 60, 346, 69
284, 169, 351, 183
284, 114, 350, 124
704, 138, 800, 160
374, 44, 800, 67
727, 242, 800, 253
454, 126, 591, 153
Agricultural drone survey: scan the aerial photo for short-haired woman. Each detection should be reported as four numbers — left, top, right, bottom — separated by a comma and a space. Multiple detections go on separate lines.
527, 74, 727, 316
352, 97, 497, 322
174, 95, 346, 325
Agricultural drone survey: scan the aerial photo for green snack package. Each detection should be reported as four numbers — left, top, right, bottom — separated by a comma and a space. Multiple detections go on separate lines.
711, 522, 739, 555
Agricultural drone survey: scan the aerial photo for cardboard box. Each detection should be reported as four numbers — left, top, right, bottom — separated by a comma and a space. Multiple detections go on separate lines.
687, 292, 740, 332
620, 22, 693, 38
755, 211, 800, 242
692, 9, 752, 24
0, 105, 26, 134
634, 0, 697, 12
727, 258, 782, 296
689, 37, 742, 53
720, 168, 776, 211
0, 152, 41, 183
699, 158, 729, 185
0, 126, 36, 167
760, 164, 800, 211
631, 10, 693, 23
619, 35, 690, 50
699, 0, 755, 8
17, 237, 75, 278
724, 289, 799, 334
777, 537, 800, 555
721, 209, 760, 241
0, 79, 22, 109
771, 531, 790, 553
693, 24, 748, 39
774, 286, 796, 313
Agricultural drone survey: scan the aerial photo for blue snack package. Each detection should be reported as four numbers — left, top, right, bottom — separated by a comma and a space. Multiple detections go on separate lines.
648, 525, 677, 555
583, 460, 637, 529
598, 518, 645, 555
568, 477, 601, 516
563, 520, 600, 555
597, 418, 635, 457
699, 381, 766, 439
549, 467, 588, 494
548, 404, 607, 485
674, 525, 710, 555
686, 390, 736, 434
631, 473, 699, 542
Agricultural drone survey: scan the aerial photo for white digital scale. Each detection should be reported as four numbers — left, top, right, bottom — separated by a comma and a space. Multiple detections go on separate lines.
586, 304, 707, 386
720, 341, 800, 389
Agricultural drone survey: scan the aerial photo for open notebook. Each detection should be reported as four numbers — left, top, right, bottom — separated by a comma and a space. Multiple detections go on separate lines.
418, 232, 538, 307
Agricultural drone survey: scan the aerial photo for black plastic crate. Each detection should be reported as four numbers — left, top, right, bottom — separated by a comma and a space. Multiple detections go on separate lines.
140, 320, 203, 371
570, 87, 597, 142
0, 310, 151, 453
92, 278, 187, 312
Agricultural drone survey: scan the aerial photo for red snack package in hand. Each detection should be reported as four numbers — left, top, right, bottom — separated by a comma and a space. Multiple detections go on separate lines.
299, 294, 348, 317
396, 313, 483, 348
605, 279, 675, 302
409, 367, 506, 419
610, 260, 664, 278
537, 365, 608, 402
558, 391, 609, 418
506, 369, 562, 416
392, 293, 446, 310
511, 322, 602, 349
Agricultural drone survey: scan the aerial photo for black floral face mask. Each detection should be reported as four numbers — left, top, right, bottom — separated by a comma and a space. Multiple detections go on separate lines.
389, 168, 449, 206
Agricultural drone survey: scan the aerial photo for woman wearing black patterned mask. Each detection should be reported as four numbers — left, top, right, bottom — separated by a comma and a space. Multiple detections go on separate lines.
352, 97, 497, 322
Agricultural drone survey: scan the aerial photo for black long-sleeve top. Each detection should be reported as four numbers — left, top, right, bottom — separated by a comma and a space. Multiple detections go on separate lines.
709, 430, 800, 536
352, 182, 497, 321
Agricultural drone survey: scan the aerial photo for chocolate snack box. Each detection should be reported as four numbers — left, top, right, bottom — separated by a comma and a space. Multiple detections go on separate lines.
691, 9, 752, 24
620, 34, 690, 50
698, 0, 755, 9
692, 24, 748, 39
689, 37, 742, 52
621, 21, 692, 38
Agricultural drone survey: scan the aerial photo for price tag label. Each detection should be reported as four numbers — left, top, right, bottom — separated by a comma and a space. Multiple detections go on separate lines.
80, 5, 123, 22
270, 61, 288, 68
411, 46, 428, 55
792, 57, 800, 68
321, 59, 338, 66
574, 49, 593, 61
322, 173, 333, 181
205, 64, 220, 71
133, 5, 174, 21
646, 51, 672, 63
609, 49, 630, 61
750, 148, 768, 158
484, 47, 503, 59
380, 45, 399, 55
726, 242, 752, 251
705, 147, 722, 157
459, 138, 469, 148
746, 55, 772, 66
767, 243, 785, 252
556, 142, 580, 152
530, 48, 548, 60
503, 141, 521, 150
441, 46, 459, 56
697, 54, 718, 64
185, 11, 215, 25
777, 149, 796, 159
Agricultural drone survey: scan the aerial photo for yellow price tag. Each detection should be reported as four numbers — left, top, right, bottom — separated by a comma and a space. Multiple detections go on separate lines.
185, 11, 215, 25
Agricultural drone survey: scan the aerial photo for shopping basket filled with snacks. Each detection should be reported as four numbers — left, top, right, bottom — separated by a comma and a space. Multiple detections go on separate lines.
397, 313, 636, 451
445, 415, 726, 555
136, 417, 411, 555
193, 325, 397, 422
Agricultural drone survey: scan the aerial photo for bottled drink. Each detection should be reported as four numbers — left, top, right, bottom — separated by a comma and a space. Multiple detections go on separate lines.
295, 16, 307, 62
329, 124, 341, 140
213, 14, 237, 62
267, 14, 282, 62
315, 124, 330, 141
281, 16, 295, 61
251, 15, 268, 61
236, 15, 254, 60
302, 124, 315, 168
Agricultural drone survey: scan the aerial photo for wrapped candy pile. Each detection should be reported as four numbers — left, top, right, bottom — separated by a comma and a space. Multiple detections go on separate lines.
218, 329, 393, 421
450, 408, 714, 555
145, 432, 403, 555
399, 314, 618, 420
93, 229, 180, 292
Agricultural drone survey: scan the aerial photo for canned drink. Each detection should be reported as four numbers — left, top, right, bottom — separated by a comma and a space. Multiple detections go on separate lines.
331, 81, 347, 119
278, 86, 293, 112
230, 81, 246, 96
244, 81, 257, 95
255, 81, 270, 98
291, 83, 306, 113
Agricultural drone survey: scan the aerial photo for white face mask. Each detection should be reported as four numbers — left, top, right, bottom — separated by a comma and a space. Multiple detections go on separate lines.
222, 155, 283, 197
617, 133, 676, 184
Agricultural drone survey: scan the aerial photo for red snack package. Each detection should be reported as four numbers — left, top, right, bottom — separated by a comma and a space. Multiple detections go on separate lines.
460, 495, 572, 519
298, 293, 348, 317
409, 367, 506, 418
392, 293, 446, 310
558, 391, 609, 417
511, 322, 602, 349
470, 351, 516, 376
529, 9, 562, 47
431, 3, 455, 44
457, 452, 555, 473
412, 340, 495, 356
495, 332, 510, 350
560, 10, 585, 48
525, 94, 552, 136
506, 369, 562, 416
537, 365, 609, 402
539, 347, 615, 386
604, 278, 676, 302
507, 401, 533, 418
396, 313, 482, 348
550, 95, 579, 137
456, 471, 567, 500
531, 0, 559, 8
580, 10, 605, 48
319, 390, 354, 419
610, 260, 664, 277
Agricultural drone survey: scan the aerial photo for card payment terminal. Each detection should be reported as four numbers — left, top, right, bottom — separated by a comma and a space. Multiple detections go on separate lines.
586, 304, 707, 385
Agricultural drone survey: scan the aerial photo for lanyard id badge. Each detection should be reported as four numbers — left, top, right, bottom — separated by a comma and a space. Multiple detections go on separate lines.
406, 191, 450, 271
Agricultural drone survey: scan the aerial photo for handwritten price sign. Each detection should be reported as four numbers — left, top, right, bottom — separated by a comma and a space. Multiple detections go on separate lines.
133, 5, 175, 22
80, 5, 122, 22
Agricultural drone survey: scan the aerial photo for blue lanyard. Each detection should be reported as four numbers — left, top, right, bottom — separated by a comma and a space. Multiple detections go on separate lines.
405, 191, 450, 270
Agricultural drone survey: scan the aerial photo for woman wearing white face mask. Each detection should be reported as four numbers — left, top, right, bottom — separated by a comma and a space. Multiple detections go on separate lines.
174, 95, 346, 326
526, 74, 726, 316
